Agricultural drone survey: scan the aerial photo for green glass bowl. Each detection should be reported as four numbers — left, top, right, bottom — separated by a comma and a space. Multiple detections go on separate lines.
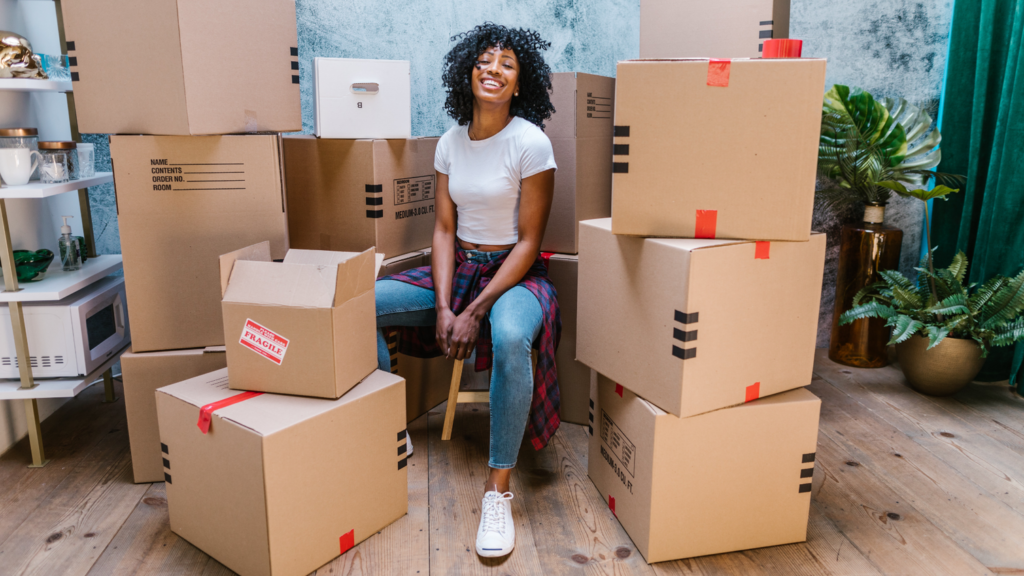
1, 249, 55, 282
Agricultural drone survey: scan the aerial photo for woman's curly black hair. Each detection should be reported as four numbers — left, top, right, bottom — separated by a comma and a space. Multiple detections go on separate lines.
442, 22, 556, 130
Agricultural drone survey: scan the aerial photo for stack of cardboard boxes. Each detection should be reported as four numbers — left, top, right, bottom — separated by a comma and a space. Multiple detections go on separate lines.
577, 57, 829, 561
62, 2, 409, 574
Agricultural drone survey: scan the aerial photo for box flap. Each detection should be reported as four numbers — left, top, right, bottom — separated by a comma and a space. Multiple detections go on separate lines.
222, 260, 336, 308
220, 242, 272, 297
157, 368, 404, 436
331, 249, 383, 307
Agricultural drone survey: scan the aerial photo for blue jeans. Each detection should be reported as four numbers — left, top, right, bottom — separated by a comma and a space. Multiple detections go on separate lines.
376, 251, 543, 469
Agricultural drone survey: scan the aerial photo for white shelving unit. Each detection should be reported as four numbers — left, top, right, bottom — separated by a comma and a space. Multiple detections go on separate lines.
0, 344, 126, 400
0, 78, 72, 93
0, 254, 122, 301
0, 172, 112, 199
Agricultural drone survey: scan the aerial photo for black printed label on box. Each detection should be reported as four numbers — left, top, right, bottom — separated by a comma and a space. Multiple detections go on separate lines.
600, 410, 635, 478
149, 158, 246, 192
394, 175, 435, 206
585, 92, 612, 120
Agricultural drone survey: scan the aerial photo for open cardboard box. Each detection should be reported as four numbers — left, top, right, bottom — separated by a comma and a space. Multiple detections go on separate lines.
283, 136, 439, 258
220, 242, 383, 399
610, 58, 826, 241
577, 218, 825, 418
640, 0, 791, 59
588, 374, 820, 562
157, 368, 408, 576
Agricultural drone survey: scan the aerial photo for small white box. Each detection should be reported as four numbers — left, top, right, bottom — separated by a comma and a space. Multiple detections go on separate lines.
314, 58, 411, 139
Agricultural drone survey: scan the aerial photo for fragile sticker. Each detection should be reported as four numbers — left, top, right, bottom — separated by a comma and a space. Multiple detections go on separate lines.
239, 319, 289, 365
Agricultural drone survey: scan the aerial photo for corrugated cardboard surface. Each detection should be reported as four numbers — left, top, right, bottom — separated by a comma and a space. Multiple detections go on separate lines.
588, 375, 820, 562
545, 254, 594, 424
577, 218, 825, 418
111, 135, 289, 352
157, 368, 407, 576
221, 246, 379, 399
284, 137, 438, 260
640, 0, 789, 59
121, 346, 226, 483
544, 73, 615, 254
378, 251, 452, 422
62, 0, 301, 135
611, 59, 826, 241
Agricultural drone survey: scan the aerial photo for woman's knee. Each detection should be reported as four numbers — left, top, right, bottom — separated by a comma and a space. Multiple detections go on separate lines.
490, 321, 534, 360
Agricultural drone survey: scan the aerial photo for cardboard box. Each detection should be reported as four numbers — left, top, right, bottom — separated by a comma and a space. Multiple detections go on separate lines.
577, 218, 825, 418
283, 136, 438, 259
640, 0, 791, 59
111, 134, 289, 353
62, 0, 301, 135
121, 346, 226, 483
156, 368, 408, 576
588, 374, 820, 562
544, 254, 594, 425
543, 73, 615, 254
314, 58, 411, 139
611, 58, 826, 241
377, 250, 452, 422
220, 242, 382, 399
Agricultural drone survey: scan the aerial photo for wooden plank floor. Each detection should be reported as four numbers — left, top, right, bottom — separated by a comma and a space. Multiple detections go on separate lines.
1, 350, 1023, 575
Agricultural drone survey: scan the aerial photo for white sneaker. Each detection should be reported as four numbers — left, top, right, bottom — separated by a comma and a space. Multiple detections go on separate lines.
476, 491, 515, 557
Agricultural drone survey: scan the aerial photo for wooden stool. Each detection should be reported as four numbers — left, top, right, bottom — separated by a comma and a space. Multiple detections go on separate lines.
441, 352, 536, 441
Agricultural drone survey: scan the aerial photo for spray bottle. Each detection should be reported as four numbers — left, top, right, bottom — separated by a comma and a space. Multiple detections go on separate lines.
58, 215, 82, 271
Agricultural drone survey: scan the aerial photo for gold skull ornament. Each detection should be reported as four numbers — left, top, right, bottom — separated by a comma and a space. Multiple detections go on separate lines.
0, 31, 47, 79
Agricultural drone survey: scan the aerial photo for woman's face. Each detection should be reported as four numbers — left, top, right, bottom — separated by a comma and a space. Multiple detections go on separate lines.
471, 46, 519, 107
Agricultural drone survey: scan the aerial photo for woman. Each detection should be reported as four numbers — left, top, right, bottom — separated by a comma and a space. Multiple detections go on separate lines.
375, 23, 561, 558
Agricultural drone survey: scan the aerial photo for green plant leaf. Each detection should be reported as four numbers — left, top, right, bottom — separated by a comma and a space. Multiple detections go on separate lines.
888, 315, 925, 344
878, 183, 960, 202
980, 269, 1024, 329
992, 317, 1024, 347
879, 270, 923, 308
925, 325, 951, 349
969, 275, 1008, 312
928, 293, 969, 316
839, 300, 896, 325
946, 251, 968, 283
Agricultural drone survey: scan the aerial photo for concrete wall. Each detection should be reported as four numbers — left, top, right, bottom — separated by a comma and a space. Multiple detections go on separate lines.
81, 0, 955, 347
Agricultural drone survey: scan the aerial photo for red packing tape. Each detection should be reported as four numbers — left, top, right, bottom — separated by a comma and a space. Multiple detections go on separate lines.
745, 382, 761, 403
339, 529, 355, 554
197, 391, 263, 434
609, 495, 616, 516
540, 252, 554, 268
695, 210, 718, 239
707, 59, 731, 87
615, 383, 624, 397
755, 241, 771, 259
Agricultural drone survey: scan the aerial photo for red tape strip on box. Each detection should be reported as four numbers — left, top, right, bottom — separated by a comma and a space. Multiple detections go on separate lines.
540, 252, 554, 268
707, 59, 731, 87
745, 382, 761, 403
339, 529, 355, 554
755, 241, 771, 259
197, 391, 263, 434
695, 210, 718, 239
615, 383, 624, 397
609, 495, 616, 516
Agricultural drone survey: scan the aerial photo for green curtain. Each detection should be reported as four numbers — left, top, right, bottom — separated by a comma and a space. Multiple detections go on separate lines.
931, 0, 1024, 389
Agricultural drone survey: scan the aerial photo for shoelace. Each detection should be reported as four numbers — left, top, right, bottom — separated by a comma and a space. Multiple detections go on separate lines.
481, 492, 514, 534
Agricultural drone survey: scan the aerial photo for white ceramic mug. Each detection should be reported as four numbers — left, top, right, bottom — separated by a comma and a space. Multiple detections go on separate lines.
0, 148, 42, 186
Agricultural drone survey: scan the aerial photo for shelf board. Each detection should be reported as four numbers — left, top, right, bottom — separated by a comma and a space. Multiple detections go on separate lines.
0, 254, 122, 302
0, 172, 112, 199
0, 343, 127, 400
0, 78, 72, 93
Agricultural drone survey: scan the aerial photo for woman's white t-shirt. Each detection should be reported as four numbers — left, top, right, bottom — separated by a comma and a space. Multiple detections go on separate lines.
434, 116, 557, 246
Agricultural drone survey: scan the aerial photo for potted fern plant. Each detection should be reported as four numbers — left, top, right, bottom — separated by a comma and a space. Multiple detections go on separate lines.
817, 85, 964, 368
840, 181, 1024, 395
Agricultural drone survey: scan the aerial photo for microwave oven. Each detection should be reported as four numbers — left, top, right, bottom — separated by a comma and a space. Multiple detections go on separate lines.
0, 275, 130, 378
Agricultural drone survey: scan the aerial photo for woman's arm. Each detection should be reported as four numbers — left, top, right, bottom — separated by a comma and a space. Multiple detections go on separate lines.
432, 172, 459, 357
448, 168, 555, 360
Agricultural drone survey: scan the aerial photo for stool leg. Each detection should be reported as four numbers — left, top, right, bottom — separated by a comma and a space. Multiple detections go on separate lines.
441, 359, 464, 441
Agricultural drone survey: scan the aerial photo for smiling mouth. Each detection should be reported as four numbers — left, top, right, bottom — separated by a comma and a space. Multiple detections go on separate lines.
481, 79, 503, 89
